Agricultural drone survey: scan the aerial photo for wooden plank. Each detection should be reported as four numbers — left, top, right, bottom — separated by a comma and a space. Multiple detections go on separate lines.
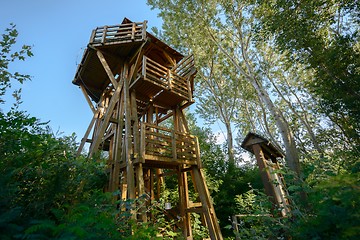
142, 20, 147, 40
88, 87, 121, 157
142, 55, 146, 78
131, 22, 136, 40
77, 111, 98, 157
79, 84, 96, 114
178, 170, 192, 238
123, 63, 136, 210
186, 75, 193, 102
194, 137, 202, 168
143, 154, 194, 164
145, 148, 172, 157
162, 50, 176, 66
101, 26, 107, 44
89, 29, 96, 43
140, 123, 146, 163
192, 167, 223, 240
145, 138, 171, 147
144, 122, 173, 132
176, 151, 197, 158
167, 69, 172, 90
96, 50, 118, 89
147, 59, 168, 75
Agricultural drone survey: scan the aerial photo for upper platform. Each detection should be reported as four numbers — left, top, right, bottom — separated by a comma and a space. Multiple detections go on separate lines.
73, 18, 196, 111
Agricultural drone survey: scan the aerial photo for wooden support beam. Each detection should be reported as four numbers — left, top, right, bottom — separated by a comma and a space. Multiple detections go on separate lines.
80, 84, 96, 114
132, 90, 146, 222
186, 75, 193, 102
194, 137, 202, 168
172, 129, 177, 161
96, 50, 118, 89
178, 169, 192, 239
140, 123, 146, 163
192, 166, 223, 240
123, 63, 136, 207
101, 26, 107, 44
252, 144, 276, 204
89, 78, 124, 157
162, 50, 176, 66
77, 111, 98, 157
131, 22, 136, 40
110, 94, 124, 195
142, 20, 147, 40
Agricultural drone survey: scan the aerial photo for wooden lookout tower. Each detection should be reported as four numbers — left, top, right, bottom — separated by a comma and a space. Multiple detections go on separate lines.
73, 18, 222, 239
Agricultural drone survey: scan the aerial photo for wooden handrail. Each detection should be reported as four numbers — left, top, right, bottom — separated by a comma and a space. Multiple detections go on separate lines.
140, 122, 199, 163
140, 56, 191, 99
90, 21, 146, 44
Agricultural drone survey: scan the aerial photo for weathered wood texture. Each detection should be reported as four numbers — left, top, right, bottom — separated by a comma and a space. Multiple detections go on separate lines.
73, 17, 222, 240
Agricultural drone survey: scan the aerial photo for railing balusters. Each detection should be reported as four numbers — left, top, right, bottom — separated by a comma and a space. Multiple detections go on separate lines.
140, 123, 146, 163
172, 130, 177, 160
90, 29, 96, 43
141, 123, 196, 163
101, 26, 107, 44
167, 69, 172, 90
142, 21, 147, 41
142, 56, 147, 77
131, 22, 136, 40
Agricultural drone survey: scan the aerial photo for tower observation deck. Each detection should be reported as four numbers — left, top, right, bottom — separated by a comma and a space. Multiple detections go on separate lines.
73, 18, 222, 239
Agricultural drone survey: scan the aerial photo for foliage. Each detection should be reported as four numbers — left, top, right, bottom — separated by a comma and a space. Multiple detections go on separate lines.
233, 188, 289, 239
291, 173, 360, 240
0, 23, 33, 104
255, 0, 360, 142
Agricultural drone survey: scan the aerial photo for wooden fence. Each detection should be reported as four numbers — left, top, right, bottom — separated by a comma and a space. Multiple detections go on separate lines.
90, 22, 146, 45
141, 56, 191, 100
140, 123, 200, 165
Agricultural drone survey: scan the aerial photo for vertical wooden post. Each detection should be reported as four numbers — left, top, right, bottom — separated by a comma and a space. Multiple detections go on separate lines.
142, 56, 147, 78
131, 22, 136, 40
142, 21, 147, 40
108, 133, 115, 193
192, 167, 223, 240
172, 130, 177, 161
111, 93, 124, 196
232, 216, 240, 240
167, 69, 172, 90
132, 90, 146, 222
252, 144, 276, 206
79, 84, 96, 114
140, 123, 145, 163
178, 169, 192, 239
194, 137, 202, 168
123, 63, 136, 210
186, 75, 193, 102
89, 29, 96, 43
102, 26, 108, 44
77, 111, 98, 157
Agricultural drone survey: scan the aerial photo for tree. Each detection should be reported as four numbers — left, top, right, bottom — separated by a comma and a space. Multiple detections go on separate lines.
0, 24, 160, 239
148, 0, 304, 177
255, 0, 360, 143
0, 23, 33, 105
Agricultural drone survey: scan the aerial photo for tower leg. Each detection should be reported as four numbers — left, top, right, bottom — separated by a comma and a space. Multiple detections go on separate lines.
192, 166, 223, 240
178, 168, 192, 239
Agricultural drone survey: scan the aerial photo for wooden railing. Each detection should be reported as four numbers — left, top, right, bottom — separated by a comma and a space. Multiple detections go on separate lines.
90, 21, 146, 45
173, 54, 196, 78
141, 56, 190, 99
140, 123, 200, 165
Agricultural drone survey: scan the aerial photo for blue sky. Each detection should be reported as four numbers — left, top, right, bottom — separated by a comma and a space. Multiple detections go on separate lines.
1, 0, 228, 146
1, 0, 163, 138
